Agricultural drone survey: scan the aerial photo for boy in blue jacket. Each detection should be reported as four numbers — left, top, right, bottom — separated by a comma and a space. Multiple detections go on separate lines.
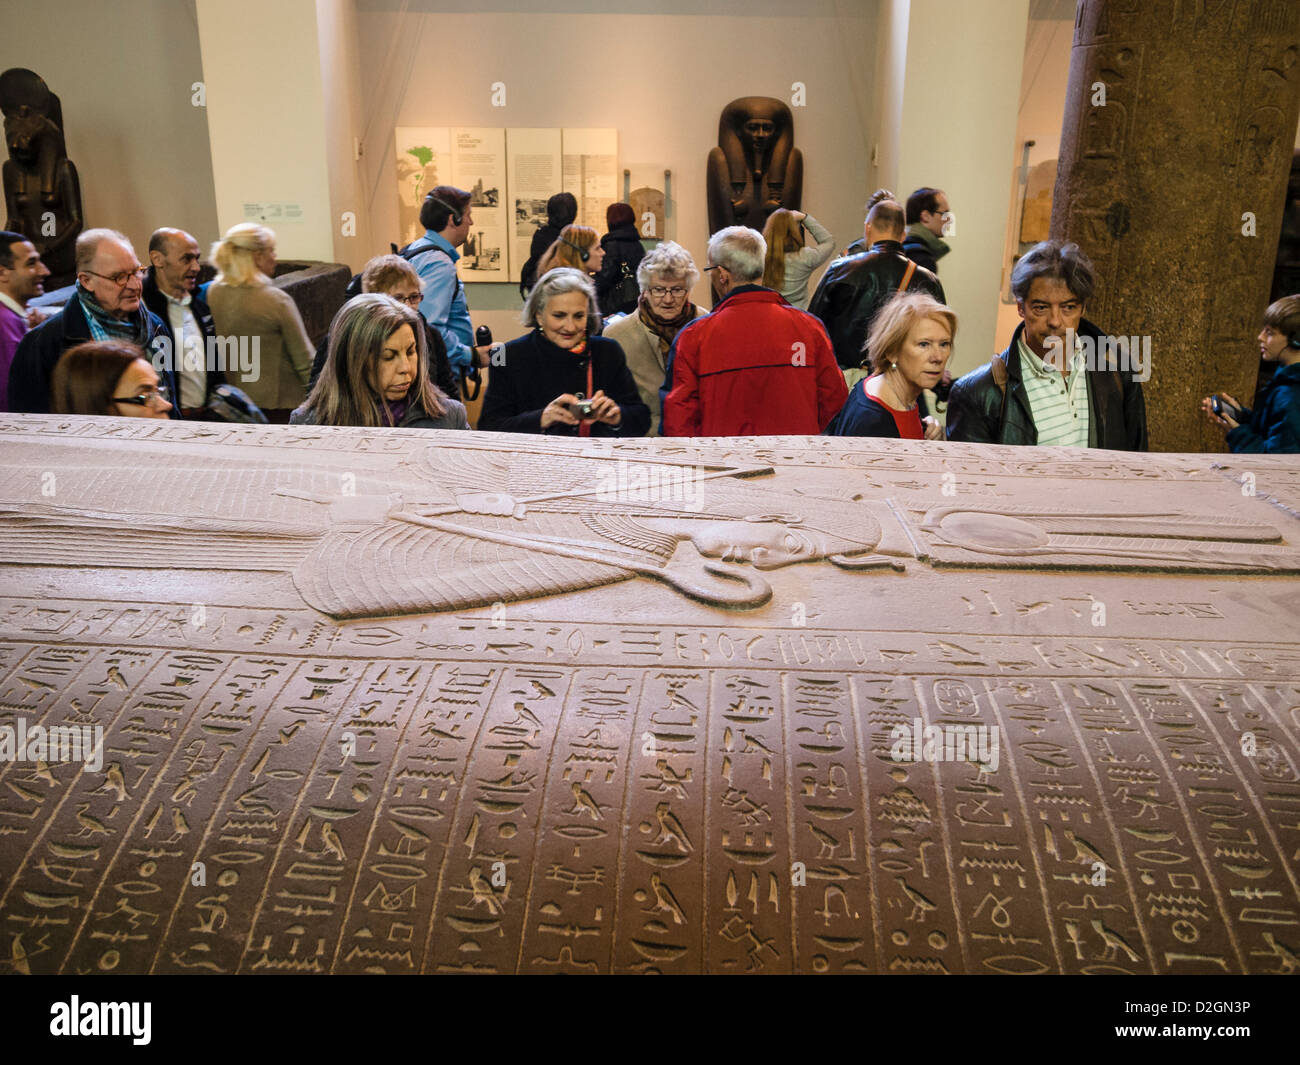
1204, 295, 1300, 454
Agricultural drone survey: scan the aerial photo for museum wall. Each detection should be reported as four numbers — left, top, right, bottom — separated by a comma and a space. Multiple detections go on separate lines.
354, 0, 878, 341
885, 0, 1029, 379
869, 0, 910, 204
316, 0, 374, 264
196, 0, 339, 262
994, 9, 1074, 351
0, 0, 219, 257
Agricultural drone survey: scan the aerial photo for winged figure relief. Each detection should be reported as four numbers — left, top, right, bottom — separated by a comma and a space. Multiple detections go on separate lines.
0, 438, 1296, 621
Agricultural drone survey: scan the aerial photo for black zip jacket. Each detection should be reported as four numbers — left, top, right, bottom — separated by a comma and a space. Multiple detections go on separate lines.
479, 329, 649, 436
946, 319, 1148, 450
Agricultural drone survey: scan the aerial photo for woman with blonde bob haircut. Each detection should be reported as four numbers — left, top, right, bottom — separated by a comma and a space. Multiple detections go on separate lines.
206, 222, 314, 421
825, 291, 956, 440
291, 293, 467, 429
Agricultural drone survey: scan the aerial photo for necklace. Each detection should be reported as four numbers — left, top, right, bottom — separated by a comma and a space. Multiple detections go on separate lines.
877, 365, 917, 410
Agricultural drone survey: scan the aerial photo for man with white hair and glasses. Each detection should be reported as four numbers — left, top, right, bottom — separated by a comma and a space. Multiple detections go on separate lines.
8, 228, 173, 414
661, 226, 846, 437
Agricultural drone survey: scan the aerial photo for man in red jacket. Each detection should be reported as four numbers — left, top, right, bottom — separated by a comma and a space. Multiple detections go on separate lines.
661, 226, 846, 437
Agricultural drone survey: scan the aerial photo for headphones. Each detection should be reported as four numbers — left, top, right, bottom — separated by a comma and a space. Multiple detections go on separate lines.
560, 237, 589, 263
1290, 330, 1300, 350
425, 194, 463, 228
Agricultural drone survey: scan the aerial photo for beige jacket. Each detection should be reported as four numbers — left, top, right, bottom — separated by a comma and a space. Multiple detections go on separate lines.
207, 281, 314, 410
604, 307, 707, 436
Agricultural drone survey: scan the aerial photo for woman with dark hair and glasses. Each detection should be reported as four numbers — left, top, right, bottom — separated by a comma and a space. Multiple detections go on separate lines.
49, 340, 174, 419
292, 293, 467, 429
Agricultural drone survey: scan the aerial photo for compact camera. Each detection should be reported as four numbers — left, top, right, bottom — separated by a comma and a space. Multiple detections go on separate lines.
570, 393, 596, 419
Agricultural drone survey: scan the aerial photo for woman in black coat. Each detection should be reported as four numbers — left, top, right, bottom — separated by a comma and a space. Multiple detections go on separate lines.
519, 191, 578, 298
594, 202, 646, 317
480, 267, 649, 437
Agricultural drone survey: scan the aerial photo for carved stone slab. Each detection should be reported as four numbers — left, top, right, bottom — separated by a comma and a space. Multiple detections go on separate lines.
1, 415, 1298, 974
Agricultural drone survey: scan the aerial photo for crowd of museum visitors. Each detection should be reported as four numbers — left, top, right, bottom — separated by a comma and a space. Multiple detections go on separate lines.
2, 181, 1298, 453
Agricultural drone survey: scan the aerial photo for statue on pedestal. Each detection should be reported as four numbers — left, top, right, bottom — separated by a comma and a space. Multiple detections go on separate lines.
706, 96, 802, 236
1, 68, 83, 287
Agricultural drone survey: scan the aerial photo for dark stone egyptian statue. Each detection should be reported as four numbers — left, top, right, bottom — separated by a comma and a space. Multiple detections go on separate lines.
706, 96, 802, 236
1, 68, 83, 287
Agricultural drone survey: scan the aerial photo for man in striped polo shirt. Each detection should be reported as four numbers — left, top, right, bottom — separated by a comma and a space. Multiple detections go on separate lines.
945, 240, 1147, 450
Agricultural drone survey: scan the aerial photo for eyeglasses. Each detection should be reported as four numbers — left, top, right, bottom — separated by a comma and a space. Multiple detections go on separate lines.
84, 266, 147, 288
113, 386, 170, 407
703, 265, 721, 273
648, 286, 688, 299
390, 292, 423, 307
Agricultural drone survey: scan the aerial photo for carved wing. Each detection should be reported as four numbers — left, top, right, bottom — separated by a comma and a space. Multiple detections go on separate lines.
292, 515, 634, 620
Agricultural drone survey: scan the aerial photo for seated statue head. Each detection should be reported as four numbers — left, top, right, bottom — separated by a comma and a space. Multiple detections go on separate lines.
718, 96, 794, 178
0, 68, 65, 187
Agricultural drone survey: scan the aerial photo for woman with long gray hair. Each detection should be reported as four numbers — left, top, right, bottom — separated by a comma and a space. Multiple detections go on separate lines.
291, 293, 467, 429
479, 267, 648, 436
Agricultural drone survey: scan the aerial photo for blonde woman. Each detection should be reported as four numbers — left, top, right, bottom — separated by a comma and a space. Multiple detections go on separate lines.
206, 223, 313, 421
824, 291, 955, 440
761, 208, 834, 309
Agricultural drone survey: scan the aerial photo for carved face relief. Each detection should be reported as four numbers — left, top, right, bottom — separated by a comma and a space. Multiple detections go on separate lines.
664, 517, 820, 569
742, 118, 776, 157
3, 106, 44, 160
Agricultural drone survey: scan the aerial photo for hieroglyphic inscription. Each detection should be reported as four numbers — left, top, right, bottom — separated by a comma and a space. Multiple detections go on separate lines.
3, 420, 1300, 972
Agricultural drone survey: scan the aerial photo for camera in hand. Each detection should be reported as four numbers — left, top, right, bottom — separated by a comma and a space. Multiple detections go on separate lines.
569, 392, 595, 419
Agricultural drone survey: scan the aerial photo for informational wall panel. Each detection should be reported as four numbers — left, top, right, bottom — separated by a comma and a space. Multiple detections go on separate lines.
394, 127, 451, 249
562, 128, 618, 231
452, 127, 508, 283
396, 127, 618, 283
507, 128, 562, 284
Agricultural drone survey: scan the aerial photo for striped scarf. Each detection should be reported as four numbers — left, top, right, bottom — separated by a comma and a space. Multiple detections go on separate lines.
77, 286, 152, 346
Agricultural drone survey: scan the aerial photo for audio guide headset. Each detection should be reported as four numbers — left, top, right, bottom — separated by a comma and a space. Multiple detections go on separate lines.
560, 237, 589, 263
424, 194, 464, 228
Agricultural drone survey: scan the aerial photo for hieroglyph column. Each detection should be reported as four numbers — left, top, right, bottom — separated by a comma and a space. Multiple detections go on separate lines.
1050, 0, 1300, 452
